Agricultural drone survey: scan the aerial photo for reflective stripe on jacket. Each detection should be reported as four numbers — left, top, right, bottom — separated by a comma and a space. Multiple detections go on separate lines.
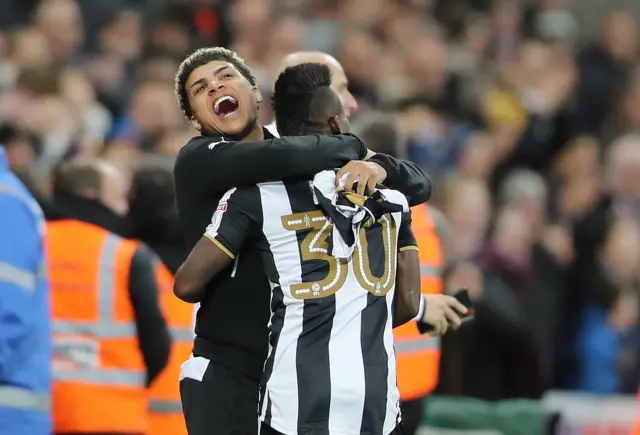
394, 204, 443, 401
48, 220, 148, 434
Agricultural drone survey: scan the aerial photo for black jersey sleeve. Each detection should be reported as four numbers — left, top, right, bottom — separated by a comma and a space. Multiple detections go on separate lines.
174, 134, 367, 197
367, 154, 432, 206
202, 186, 262, 259
397, 211, 418, 252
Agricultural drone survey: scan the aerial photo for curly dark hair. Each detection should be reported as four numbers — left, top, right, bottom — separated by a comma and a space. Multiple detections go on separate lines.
174, 47, 257, 120
272, 63, 336, 136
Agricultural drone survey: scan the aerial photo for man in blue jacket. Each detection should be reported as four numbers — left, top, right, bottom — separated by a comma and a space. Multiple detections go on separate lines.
0, 145, 51, 434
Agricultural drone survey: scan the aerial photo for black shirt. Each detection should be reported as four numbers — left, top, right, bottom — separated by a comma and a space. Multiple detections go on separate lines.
173, 129, 430, 380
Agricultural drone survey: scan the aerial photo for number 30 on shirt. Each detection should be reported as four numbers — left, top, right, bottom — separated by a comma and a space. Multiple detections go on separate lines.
281, 210, 398, 300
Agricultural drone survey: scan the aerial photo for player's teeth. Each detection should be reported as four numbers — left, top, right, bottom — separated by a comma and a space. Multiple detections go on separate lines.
214, 96, 237, 113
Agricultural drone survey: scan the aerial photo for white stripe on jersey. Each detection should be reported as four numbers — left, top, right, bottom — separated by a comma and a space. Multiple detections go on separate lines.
328, 271, 366, 433
257, 183, 304, 431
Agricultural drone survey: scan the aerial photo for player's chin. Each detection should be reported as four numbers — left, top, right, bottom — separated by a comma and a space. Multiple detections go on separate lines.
214, 116, 253, 136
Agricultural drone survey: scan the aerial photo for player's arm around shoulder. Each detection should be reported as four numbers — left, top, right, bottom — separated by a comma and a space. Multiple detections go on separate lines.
174, 186, 260, 303
175, 134, 366, 196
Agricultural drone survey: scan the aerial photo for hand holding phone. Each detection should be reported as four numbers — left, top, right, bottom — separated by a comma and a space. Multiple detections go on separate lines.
452, 288, 475, 324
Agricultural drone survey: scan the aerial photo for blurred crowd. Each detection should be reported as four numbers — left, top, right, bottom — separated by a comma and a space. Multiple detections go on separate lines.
1, 0, 639, 403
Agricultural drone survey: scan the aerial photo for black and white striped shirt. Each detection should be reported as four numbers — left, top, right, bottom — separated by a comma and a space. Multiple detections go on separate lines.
205, 180, 417, 435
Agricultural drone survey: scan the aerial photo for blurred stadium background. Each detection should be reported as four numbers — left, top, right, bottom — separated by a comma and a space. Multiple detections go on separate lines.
0, 0, 639, 433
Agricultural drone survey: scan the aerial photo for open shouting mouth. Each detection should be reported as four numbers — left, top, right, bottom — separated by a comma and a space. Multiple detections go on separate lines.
214, 95, 239, 118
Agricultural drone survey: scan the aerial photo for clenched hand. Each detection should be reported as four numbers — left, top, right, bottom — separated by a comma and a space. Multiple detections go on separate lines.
336, 161, 387, 196
422, 295, 468, 336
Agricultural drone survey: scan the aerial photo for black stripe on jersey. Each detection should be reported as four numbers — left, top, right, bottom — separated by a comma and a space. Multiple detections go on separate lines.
258, 187, 284, 427
261, 284, 285, 426
360, 224, 390, 434
285, 182, 334, 434
296, 297, 335, 434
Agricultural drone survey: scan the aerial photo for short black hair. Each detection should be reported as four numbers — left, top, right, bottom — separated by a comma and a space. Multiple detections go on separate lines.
175, 47, 257, 119
0, 123, 42, 156
129, 164, 176, 237
272, 63, 339, 136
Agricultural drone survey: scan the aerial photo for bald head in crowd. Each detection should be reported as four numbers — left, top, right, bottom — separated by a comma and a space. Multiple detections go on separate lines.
275, 51, 358, 117
53, 158, 130, 216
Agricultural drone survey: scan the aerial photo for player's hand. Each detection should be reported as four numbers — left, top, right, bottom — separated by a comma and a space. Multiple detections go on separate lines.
336, 161, 387, 196
422, 295, 468, 336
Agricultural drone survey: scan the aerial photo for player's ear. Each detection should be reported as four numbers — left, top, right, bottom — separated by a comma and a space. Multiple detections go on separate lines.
328, 116, 343, 135
253, 86, 263, 104
190, 118, 202, 131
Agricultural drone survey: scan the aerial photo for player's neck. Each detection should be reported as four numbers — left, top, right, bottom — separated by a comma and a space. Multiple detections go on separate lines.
242, 123, 264, 142
306, 127, 331, 136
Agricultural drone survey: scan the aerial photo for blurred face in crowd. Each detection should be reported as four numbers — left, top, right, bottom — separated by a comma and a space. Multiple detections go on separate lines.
35, 0, 83, 62
493, 206, 534, 263
268, 16, 305, 59
405, 35, 447, 94
458, 133, 494, 181
99, 11, 142, 62
338, 30, 381, 86
610, 290, 639, 332
186, 60, 261, 137
603, 12, 637, 62
446, 179, 491, 259
99, 162, 131, 217
230, 0, 269, 36
601, 218, 640, 283
340, 0, 389, 28
150, 21, 190, 57
60, 69, 96, 110
3, 137, 37, 175
130, 81, 183, 136
607, 135, 640, 198
10, 29, 52, 70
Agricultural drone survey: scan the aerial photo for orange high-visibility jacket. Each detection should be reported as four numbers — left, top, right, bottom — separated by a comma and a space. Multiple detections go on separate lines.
394, 204, 443, 401
148, 261, 192, 435
47, 220, 148, 434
